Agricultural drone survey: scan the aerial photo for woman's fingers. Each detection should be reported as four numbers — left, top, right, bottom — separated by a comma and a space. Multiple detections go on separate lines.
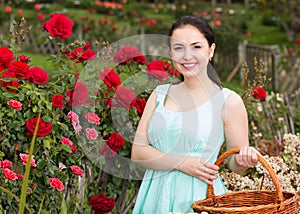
236, 146, 258, 167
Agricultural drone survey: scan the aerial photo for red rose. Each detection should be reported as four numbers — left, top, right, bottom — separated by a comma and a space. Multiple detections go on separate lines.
89, 193, 115, 214
49, 178, 64, 191
8, 61, 31, 79
3, 168, 18, 180
52, 94, 65, 108
25, 117, 52, 137
36, 13, 45, 22
135, 97, 146, 116
67, 82, 89, 107
0, 70, 19, 92
168, 68, 181, 77
45, 13, 73, 40
114, 86, 136, 110
70, 165, 84, 176
146, 60, 169, 82
295, 38, 300, 46
18, 55, 30, 64
99, 66, 121, 88
99, 133, 125, 157
70, 47, 96, 63
30, 66, 49, 85
252, 86, 267, 101
5, 6, 12, 13
113, 46, 146, 65
7, 99, 22, 110
0, 46, 15, 69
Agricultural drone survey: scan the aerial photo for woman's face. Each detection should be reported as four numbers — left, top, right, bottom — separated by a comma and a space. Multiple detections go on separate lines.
170, 25, 215, 78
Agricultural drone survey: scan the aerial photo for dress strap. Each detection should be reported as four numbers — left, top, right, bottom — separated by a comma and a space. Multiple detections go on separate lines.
155, 84, 171, 107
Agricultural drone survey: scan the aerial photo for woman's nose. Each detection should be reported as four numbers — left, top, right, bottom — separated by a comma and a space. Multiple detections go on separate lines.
183, 47, 193, 60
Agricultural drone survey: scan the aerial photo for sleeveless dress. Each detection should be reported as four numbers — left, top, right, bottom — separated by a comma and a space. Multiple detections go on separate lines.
132, 84, 234, 214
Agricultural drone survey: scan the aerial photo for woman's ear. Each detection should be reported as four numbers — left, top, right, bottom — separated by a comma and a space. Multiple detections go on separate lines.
209, 43, 216, 59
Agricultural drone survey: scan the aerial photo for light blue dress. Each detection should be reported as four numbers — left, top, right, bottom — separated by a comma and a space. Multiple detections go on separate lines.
133, 84, 234, 214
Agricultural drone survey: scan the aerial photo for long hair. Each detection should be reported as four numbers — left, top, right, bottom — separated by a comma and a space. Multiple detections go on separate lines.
167, 16, 222, 88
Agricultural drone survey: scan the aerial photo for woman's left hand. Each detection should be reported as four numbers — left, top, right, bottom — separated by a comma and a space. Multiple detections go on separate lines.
235, 146, 259, 168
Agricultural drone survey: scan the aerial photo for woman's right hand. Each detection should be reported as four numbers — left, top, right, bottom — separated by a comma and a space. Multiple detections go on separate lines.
175, 156, 219, 186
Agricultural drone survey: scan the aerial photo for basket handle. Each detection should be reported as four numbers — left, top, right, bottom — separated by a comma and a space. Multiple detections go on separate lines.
207, 148, 285, 210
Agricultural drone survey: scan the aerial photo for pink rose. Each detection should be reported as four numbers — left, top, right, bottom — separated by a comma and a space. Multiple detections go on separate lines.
61, 137, 76, 153
70, 165, 84, 176
49, 178, 64, 191
85, 112, 100, 125
7, 99, 22, 110
86, 128, 98, 140
3, 168, 18, 180
20, 153, 36, 167
0, 159, 12, 169
67, 111, 79, 123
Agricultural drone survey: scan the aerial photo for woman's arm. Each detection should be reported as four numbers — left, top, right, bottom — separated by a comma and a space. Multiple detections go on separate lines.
223, 92, 258, 174
131, 90, 219, 185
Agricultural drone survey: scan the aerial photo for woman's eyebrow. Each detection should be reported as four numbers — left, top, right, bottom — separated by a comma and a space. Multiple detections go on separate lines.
171, 43, 184, 46
190, 42, 202, 45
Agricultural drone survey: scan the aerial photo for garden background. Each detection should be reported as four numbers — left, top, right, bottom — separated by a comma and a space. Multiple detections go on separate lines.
0, 0, 299, 213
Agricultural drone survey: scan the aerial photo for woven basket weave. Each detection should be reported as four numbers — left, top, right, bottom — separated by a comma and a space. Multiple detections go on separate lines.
192, 148, 298, 213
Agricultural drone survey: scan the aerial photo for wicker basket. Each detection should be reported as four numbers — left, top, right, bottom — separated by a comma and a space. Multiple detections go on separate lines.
192, 148, 298, 213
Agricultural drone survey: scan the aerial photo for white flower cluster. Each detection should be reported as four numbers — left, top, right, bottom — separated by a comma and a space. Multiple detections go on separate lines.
283, 133, 300, 171
220, 134, 300, 213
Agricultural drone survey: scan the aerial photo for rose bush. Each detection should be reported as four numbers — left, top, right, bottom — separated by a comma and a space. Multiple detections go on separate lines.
0, 7, 298, 214
0, 13, 180, 213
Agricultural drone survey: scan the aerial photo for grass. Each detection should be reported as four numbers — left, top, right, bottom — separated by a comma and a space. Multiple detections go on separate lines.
24, 52, 52, 72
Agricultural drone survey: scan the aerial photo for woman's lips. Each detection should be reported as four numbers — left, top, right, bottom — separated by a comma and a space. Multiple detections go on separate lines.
181, 63, 197, 70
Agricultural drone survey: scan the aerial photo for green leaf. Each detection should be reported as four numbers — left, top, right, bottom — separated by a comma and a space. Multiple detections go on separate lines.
2, 35, 13, 41
60, 198, 68, 214
43, 139, 52, 150
0, 151, 5, 158
32, 105, 38, 113
42, 115, 52, 123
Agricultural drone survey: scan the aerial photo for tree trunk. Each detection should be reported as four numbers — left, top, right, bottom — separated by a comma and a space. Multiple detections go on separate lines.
211, 0, 216, 6
244, 0, 249, 6
227, 0, 231, 5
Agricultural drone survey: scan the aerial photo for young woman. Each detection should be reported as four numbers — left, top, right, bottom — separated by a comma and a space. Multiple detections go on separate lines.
131, 15, 258, 213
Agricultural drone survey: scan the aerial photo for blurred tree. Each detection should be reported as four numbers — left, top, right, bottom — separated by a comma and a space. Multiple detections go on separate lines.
254, 0, 300, 42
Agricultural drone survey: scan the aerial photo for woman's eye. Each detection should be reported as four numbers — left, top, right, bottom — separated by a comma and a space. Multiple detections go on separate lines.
173, 47, 183, 51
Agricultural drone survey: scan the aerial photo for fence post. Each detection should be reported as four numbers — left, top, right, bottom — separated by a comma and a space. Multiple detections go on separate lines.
270, 45, 281, 91
238, 40, 247, 82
